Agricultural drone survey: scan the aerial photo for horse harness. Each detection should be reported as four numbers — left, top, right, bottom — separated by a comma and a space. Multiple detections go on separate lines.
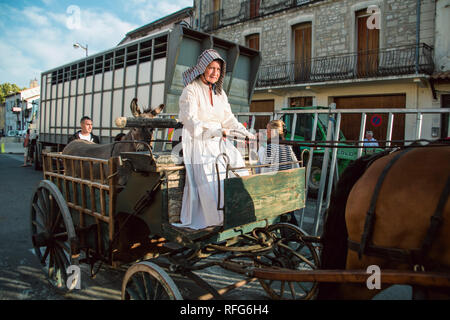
347, 147, 450, 272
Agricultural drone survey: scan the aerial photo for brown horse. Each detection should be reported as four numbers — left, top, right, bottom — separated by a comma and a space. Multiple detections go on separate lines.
62, 98, 164, 185
318, 141, 450, 299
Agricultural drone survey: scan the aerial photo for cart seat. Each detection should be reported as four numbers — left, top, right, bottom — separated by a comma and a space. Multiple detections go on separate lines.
161, 222, 223, 244
119, 151, 183, 173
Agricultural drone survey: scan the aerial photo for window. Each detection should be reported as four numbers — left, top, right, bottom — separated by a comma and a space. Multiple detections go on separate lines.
245, 33, 260, 51
292, 22, 312, 81
289, 96, 313, 108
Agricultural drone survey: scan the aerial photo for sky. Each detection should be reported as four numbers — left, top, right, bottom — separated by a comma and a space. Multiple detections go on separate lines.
0, 0, 193, 88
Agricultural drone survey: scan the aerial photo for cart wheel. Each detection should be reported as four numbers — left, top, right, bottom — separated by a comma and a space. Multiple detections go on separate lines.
30, 180, 79, 290
257, 223, 320, 300
122, 261, 183, 300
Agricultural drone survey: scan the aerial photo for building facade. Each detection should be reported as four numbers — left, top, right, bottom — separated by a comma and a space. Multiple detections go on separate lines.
4, 81, 40, 136
193, 0, 450, 140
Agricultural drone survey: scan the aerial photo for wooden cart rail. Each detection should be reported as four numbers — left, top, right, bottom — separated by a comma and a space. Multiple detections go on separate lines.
248, 268, 450, 288
42, 152, 120, 257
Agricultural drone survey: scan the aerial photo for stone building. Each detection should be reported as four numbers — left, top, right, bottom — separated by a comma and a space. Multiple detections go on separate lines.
4, 81, 40, 136
193, 0, 450, 140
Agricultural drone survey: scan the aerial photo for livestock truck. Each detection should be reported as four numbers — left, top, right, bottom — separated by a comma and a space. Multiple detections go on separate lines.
35, 25, 261, 169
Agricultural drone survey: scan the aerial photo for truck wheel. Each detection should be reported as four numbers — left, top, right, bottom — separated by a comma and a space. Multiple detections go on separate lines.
308, 156, 327, 198
34, 143, 42, 171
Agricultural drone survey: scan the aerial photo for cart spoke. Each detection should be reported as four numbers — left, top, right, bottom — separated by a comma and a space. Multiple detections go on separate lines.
279, 281, 285, 297
41, 247, 50, 265
38, 189, 50, 225
49, 197, 58, 229
55, 239, 70, 254
278, 242, 316, 269
48, 248, 55, 279
288, 281, 296, 299
35, 193, 48, 226
297, 281, 309, 293
53, 231, 68, 242
126, 287, 141, 300
153, 280, 162, 300
53, 248, 68, 287
131, 274, 146, 299
142, 272, 152, 299
50, 211, 62, 233
31, 215, 46, 232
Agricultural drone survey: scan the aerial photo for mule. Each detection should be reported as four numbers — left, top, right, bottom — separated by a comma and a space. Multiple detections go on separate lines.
318, 141, 450, 299
62, 98, 164, 186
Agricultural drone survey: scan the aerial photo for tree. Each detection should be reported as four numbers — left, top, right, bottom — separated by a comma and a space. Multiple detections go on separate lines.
0, 83, 25, 104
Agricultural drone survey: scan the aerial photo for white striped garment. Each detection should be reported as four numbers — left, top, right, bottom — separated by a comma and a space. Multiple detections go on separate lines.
258, 144, 299, 173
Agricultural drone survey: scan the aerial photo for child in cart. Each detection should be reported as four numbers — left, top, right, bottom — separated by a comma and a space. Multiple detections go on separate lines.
257, 119, 300, 226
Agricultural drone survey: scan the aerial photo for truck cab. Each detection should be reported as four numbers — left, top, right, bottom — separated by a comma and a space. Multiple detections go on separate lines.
281, 106, 383, 197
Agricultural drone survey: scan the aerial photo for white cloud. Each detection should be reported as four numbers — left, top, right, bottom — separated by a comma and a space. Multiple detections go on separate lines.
0, 1, 192, 88
23, 7, 51, 27
0, 5, 138, 87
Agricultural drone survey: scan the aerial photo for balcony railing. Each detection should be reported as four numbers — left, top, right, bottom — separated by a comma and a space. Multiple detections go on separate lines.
202, 0, 322, 32
256, 43, 434, 87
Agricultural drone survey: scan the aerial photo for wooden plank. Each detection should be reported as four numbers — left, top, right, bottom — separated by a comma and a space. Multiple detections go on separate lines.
223, 167, 305, 230
251, 268, 450, 288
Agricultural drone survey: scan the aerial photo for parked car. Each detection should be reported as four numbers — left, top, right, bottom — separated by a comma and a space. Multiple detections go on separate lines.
7, 130, 19, 137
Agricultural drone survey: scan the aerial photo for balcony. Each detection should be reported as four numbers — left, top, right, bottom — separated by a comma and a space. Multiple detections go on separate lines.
256, 43, 434, 87
202, 0, 322, 32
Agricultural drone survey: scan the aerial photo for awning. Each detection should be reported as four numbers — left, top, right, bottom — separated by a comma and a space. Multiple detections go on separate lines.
429, 71, 450, 99
431, 71, 450, 80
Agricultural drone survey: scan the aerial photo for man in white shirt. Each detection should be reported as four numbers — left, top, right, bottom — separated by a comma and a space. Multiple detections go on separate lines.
68, 116, 100, 144
363, 130, 379, 147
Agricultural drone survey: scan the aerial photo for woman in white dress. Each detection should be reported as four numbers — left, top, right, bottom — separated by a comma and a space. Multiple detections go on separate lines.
173, 49, 254, 230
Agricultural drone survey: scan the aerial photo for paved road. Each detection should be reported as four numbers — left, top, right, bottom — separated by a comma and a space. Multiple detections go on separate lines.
0, 153, 411, 300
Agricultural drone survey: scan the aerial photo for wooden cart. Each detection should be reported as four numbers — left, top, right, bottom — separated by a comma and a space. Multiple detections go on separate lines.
30, 123, 322, 299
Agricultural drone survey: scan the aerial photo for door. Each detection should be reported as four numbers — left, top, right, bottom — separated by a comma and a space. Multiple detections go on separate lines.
249, 0, 260, 19
246, 33, 260, 51
293, 22, 311, 82
212, 0, 220, 29
356, 9, 379, 77
334, 94, 406, 147
250, 99, 274, 130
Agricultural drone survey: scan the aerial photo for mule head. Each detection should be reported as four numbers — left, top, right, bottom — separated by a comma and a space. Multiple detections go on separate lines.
128, 98, 165, 151
130, 98, 164, 118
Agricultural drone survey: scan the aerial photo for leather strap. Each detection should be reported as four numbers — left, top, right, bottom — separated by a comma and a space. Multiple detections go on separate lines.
358, 148, 413, 259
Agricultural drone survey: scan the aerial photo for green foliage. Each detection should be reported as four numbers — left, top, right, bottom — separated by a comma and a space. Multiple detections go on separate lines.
0, 83, 25, 104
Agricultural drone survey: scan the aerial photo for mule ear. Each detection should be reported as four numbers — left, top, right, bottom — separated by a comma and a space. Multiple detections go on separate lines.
150, 104, 165, 117
130, 98, 141, 117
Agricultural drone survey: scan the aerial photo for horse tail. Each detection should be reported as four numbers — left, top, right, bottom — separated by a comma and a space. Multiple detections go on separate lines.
317, 150, 390, 299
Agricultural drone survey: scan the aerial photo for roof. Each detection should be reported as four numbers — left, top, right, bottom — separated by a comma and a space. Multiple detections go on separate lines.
118, 7, 193, 44
430, 71, 450, 80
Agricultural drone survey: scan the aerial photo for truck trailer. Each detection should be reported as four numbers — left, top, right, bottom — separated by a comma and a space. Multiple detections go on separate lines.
35, 25, 261, 168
